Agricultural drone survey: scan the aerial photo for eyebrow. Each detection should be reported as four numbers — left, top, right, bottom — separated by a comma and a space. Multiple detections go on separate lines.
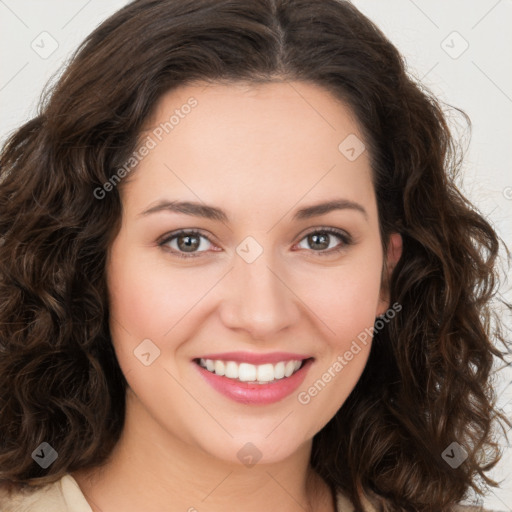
139, 198, 368, 222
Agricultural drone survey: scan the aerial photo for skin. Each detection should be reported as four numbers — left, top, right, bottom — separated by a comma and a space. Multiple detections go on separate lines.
73, 81, 402, 512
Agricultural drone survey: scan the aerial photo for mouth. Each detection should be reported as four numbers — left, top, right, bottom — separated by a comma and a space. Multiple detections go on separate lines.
193, 356, 312, 385
192, 353, 314, 405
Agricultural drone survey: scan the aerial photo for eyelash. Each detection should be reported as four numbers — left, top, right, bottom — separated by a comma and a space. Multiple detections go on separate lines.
158, 227, 353, 259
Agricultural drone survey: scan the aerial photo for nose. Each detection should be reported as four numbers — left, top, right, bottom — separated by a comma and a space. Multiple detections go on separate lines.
218, 249, 301, 340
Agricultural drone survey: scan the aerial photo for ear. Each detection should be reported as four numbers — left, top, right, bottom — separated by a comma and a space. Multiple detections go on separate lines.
376, 232, 402, 316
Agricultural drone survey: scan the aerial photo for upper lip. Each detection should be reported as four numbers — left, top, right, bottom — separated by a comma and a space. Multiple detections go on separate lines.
195, 351, 313, 365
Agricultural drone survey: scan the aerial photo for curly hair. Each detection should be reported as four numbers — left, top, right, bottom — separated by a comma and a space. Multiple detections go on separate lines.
0, 0, 510, 510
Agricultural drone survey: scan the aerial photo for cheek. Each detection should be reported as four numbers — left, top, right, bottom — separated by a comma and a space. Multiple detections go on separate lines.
293, 247, 382, 417
300, 248, 383, 342
105, 243, 208, 402
107, 240, 213, 341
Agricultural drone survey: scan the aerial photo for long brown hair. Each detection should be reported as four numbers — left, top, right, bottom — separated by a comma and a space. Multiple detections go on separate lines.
0, 1, 510, 510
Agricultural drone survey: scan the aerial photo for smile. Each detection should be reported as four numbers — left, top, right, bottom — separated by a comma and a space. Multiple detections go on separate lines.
196, 358, 304, 384
193, 353, 314, 405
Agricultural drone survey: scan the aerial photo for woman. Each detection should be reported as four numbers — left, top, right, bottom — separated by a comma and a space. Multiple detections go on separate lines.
0, 0, 509, 510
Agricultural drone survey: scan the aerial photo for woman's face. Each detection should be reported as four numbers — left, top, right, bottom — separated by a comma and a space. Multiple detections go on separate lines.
106, 81, 399, 465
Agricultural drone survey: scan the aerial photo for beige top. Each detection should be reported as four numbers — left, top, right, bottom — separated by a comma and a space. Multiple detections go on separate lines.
0, 474, 495, 511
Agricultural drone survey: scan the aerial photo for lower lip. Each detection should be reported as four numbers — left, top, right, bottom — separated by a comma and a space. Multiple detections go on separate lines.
194, 359, 313, 405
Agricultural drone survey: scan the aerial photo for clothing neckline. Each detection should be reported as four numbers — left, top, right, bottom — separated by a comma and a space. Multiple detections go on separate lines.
66, 473, 360, 512
2, 473, 365, 512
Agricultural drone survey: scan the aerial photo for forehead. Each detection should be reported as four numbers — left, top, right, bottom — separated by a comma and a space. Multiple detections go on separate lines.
125, 81, 376, 220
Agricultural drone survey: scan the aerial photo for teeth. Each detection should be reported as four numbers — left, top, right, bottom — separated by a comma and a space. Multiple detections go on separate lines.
274, 362, 285, 379
198, 358, 305, 383
225, 361, 238, 379
214, 360, 225, 376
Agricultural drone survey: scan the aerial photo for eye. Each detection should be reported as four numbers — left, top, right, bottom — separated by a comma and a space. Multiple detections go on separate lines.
158, 230, 215, 258
158, 227, 353, 259
295, 227, 352, 255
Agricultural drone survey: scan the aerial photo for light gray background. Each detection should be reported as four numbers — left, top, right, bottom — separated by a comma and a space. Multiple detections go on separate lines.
1, 0, 511, 509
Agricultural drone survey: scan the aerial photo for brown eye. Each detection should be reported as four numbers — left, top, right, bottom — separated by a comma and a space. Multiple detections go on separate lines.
159, 230, 213, 257
296, 228, 352, 254
177, 233, 201, 252
306, 232, 330, 250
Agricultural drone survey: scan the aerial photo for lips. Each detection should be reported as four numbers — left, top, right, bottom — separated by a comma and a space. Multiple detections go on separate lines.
193, 352, 314, 405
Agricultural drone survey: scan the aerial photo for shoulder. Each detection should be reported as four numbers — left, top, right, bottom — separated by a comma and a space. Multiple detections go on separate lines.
335, 488, 499, 512
0, 475, 92, 512
0, 479, 65, 512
